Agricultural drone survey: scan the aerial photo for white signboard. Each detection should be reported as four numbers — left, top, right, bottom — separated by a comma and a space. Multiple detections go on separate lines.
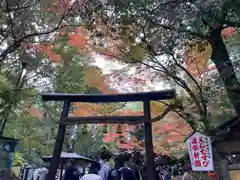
187, 132, 214, 171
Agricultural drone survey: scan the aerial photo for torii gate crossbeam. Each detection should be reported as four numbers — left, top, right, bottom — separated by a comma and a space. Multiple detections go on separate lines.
42, 89, 175, 180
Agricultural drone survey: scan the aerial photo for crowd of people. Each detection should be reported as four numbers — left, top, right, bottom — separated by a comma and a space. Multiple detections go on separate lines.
63, 152, 195, 180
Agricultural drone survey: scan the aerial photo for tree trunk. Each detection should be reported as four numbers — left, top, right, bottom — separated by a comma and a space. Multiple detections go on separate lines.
0, 69, 25, 136
0, 104, 12, 136
209, 28, 240, 116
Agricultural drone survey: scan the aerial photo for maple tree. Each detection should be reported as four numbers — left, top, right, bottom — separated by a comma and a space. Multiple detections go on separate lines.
0, 0, 97, 133
92, 4, 239, 118
124, 101, 193, 156
37, 23, 193, 156
36, 44, 189, 157
0, 0, 110, 166
152, 113, 192, 156
30, 2, 239, 162
0, 0, 86, 62
185, 26, 238, 77
106, 54, 236, 156
84, 0, 240, 120
78, 25, 240, 159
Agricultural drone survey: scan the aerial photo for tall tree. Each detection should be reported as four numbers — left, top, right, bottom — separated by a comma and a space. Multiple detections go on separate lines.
0, 0, 98, 63
90, 0, 240, 116
0, 0, 99, 134
0, 47, 55, 135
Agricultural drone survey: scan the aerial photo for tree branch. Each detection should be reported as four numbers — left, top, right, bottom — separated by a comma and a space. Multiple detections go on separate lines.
170, 53, 207, 116
147, 18, 206, 39
0, 0, 80, 62
151, 105, 172, 122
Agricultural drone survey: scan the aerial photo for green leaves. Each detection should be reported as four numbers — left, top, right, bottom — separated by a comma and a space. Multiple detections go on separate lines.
61, 34, 70, 42
227, 1, 240, 19
52, 34, 70, 53
74, 126, 104, 157
0, 74, 14, 96
13, 152, 24, 166
124, 44, 148, 62
186, 118, 197, 131
51, 40, 86, 93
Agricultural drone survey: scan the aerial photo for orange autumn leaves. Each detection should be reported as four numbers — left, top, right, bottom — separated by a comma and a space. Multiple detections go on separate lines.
37, 44, 60, 63
185, 41, 213, 77
39, 0, 239, 78
152, 112, 192, 154
185, 27, 237, 77
70, 94, 191, 154
68, 27, 89, 52
36, 27, 89, 64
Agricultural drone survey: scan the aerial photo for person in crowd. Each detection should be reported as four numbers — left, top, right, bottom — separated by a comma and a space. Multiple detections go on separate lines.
108, 154, 136, 180
126, 154, 142, 180
171, 165, 178, 178
64, 159, 80, 180
108, 157, 122, 180
98, 154, 111, 180
163, 166, 172, 180
80, 162, 102, 180
182, 164, 194, 180
119, 154, 136, 180
156, 165, 163, 180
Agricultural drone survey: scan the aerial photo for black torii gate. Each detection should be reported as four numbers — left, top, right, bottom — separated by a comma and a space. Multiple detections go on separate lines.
42, 89, 175, 180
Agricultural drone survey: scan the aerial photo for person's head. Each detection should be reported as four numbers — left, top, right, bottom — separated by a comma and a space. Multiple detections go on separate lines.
115, 153, 131, 169
124, 153, 132, 165
131, 154, 141, 165
99, 153, 108, 164
67, 159, 75, 167
89, 162, 101, 174
114, 157, 122, 170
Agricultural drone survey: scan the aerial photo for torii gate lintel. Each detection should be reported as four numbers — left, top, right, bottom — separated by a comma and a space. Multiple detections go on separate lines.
42, 89, 175, 180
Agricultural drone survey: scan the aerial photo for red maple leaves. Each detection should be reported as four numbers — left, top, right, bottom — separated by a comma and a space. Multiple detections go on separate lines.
36, 44, 60, 63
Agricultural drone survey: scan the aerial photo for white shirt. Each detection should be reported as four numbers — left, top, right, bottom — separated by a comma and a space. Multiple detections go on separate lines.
98, 162, 111, 180
182, 172, 195, 180
33, 168, 48, 180
80, 174, 103, 180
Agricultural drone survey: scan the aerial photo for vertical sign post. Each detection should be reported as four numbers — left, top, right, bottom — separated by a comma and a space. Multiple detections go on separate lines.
0, 136, 18, 169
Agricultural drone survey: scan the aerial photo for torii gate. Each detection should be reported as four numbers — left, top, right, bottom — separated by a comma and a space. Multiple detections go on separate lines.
42, 89, 175, 180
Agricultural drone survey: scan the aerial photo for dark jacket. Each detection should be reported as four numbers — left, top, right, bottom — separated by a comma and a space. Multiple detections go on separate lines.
108, 167, 136, 180
127, 162, 141, 180
119, 167, 136, 180
64, 167, 80, 180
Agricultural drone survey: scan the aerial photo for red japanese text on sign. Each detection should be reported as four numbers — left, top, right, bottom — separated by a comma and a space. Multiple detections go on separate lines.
187, 132, 213, 171
192, 137, 197, 144
192, 144, 198, 151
